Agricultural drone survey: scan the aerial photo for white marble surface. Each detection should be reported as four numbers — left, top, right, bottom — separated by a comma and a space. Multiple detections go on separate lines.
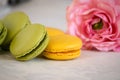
0, 0, 120, 80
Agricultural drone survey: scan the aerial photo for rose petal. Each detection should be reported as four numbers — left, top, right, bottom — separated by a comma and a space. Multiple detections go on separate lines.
91, 34, 105, 42
114, 38, 120, 52
113, 46, 120, 52
92, 42, 117, 51
95, 13, 110, 22
116, 16, 120, 33
96, 1, 116, 23
67, 22, 77, 36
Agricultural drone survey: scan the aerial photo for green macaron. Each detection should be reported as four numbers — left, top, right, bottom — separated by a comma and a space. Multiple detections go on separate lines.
1, 12, 31, 50
10, 24, 49, 61
0, 21, 7, 46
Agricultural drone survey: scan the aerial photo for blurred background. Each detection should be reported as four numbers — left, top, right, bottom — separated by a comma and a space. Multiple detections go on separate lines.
0, 0, 72, 31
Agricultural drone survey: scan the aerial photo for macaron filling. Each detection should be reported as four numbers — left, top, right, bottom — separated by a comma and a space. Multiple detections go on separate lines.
0, 21, 4, 33
0, 24, 7, 45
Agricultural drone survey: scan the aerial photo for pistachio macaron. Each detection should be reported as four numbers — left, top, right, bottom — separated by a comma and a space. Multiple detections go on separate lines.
0, 21, 7, 45
46, 27, 65, 36
1, 12, 31, 50
43, 34, 82, 60
10, 24, 49, 61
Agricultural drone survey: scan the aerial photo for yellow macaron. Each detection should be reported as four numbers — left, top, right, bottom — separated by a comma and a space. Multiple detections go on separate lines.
43, 34, 82, 60
46, 27, 65, 36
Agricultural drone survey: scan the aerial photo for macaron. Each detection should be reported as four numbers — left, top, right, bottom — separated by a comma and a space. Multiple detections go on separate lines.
0, 21, 7, 45
43, 34, 82, 60
46, 27, 64, 36
1, 12, 31, 50
10, 24, 49, 61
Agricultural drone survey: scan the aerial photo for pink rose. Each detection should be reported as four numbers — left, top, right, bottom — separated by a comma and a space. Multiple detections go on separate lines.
66, 0, 120, 52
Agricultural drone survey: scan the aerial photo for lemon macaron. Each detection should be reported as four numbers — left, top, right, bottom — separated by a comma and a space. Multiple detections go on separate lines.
43, 34, 82, 60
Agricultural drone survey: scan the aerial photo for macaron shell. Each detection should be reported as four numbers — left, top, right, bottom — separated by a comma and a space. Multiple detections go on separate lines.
17, 34, 49, 61
45, 34, 82, 52
46, 27, 64, 36
43, 50, 80, 60
10, 24, 48, 61
2, 12, 30, 48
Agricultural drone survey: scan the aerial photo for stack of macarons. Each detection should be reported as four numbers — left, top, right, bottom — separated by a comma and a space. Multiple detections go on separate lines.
0, 12, 49, 61
0, 11, 82, 61
1, 12, 31, 50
